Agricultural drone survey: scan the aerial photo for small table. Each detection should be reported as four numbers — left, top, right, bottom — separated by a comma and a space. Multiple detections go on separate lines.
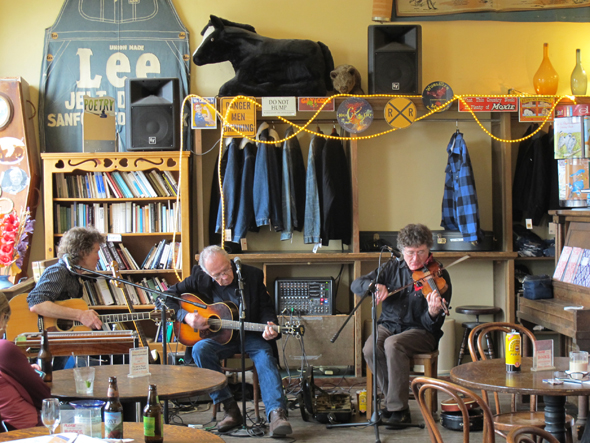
51, 364, 227, 421
0, 422, 224, 443
451, 356, 590, 443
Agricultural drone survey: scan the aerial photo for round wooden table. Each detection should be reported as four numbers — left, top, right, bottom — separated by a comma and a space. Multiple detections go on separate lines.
451, 356, 590, 443
0, 422, 224, 443
51, 364, 227, 421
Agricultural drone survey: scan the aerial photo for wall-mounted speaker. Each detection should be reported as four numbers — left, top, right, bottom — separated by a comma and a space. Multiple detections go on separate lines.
368, 25, 422, 94
125, 77, 180, 151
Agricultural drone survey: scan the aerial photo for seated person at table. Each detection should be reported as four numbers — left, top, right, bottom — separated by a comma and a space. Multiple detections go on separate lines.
351, 223, 452, 427
27, 227, 104, 331
0, 291, 51, 429
162, 245, 292, 437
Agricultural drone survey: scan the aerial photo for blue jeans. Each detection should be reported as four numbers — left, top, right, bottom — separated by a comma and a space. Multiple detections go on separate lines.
304, 133, 322, 244
192, 335, 286, 419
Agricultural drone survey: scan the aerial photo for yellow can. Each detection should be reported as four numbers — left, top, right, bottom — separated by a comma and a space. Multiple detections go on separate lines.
358, 390, 367, 413
505, 331, 521, 372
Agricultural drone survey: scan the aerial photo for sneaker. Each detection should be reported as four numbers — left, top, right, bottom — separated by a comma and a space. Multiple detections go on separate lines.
382, 408, 411, 429
217, 400, 243, 432
269, 408, 292, 437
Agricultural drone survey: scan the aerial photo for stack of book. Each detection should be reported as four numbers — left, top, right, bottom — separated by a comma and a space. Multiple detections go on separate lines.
81, 275, 172, 306
55, 169, 179, 199
553, 246, 590, 287
96, 240, 181, 271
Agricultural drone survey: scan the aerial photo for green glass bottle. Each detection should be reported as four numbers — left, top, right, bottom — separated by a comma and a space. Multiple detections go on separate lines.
571, 49, 588, 96
533, 43, 559, 95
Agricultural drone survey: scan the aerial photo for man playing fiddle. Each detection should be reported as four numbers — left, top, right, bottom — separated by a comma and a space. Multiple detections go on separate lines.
351, 223, 451, 427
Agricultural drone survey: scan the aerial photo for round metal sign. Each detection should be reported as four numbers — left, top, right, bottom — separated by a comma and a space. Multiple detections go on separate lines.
336, 97, 374, 133
384, 98, 417, 129
422, 81, 454, 112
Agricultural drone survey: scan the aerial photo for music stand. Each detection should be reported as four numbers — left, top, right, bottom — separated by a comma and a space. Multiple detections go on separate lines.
326, 248, 423, 442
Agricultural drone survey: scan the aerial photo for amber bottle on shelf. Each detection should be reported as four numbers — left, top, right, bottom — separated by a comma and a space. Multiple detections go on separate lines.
533, 43, 559, 95
571, 49, 588, 96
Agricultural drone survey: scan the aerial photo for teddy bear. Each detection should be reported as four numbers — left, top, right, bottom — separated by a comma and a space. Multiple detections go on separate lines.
330, 65, 364, 95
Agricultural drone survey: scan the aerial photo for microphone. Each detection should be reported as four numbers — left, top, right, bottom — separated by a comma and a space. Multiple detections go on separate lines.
234, 256, 242, 273
382, 246, 402, 258
62, 254, 75, 272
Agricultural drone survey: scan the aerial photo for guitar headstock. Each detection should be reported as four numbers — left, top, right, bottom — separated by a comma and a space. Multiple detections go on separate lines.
282, 323, 305, 337
149, 309, 176, 323
110, 261, 124, 288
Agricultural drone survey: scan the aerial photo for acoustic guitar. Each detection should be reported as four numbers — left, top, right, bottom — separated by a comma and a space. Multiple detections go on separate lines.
174, 293, 305, 346
6, 293, 174, 342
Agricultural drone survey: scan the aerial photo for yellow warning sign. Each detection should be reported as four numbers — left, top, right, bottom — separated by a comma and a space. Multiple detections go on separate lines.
220, 97, 257, 137
384, 98, 417, 129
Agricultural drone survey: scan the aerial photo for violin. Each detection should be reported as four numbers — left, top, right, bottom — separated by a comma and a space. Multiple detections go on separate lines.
385, 255, 470, 315
411, 261, 450, 316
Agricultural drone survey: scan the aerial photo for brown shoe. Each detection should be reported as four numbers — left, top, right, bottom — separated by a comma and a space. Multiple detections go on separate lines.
217, 400, 243, 432
269, 408, 292, 437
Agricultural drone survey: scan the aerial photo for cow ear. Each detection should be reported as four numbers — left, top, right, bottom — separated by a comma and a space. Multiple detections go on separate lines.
210, 15, 224, 30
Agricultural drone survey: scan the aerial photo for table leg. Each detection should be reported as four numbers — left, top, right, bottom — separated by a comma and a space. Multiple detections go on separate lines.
577, 396, 588, 440
544, 395, 567, 443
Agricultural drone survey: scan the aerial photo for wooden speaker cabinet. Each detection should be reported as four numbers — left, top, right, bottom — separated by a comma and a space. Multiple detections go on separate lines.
0, 77, 41, 281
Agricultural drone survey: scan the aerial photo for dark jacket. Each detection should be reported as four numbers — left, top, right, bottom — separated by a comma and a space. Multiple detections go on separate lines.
351, 258, 452, 343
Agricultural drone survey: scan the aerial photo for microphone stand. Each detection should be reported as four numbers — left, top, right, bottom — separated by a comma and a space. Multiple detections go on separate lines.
234, 262, 251, 434
63, 259, 208, 423
326, 249, 423, 441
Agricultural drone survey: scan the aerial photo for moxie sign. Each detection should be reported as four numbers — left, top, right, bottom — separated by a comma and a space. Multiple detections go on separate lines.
458, 96, 518, 112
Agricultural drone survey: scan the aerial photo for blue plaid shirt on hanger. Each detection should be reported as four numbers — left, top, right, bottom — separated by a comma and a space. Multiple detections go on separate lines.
441, 131, 483, 242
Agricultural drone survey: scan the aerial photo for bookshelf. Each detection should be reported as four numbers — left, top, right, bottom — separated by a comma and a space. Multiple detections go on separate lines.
41, 151, 191, 309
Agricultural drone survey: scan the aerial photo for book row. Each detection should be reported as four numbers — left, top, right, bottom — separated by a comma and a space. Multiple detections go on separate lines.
54, 169, 179, 199
81, 275, 172, 307
96, 240, 181, 271
55, 201, 181, 234
553, 246, 590, 287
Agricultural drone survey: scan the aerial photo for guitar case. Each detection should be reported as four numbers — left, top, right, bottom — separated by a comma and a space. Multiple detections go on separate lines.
297, 365, 352, 424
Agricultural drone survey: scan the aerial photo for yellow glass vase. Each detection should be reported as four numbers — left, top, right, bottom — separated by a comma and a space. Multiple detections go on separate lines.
533, 43, 559, 95
571, 49, 588, 96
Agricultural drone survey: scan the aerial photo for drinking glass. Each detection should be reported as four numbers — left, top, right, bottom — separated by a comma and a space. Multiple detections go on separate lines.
41, 398, 61, 434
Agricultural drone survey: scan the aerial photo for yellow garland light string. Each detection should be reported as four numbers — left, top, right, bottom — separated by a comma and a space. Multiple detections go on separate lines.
184, 92, 586, 250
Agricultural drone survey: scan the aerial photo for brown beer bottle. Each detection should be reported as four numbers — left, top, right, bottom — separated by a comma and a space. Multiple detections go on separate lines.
104, 376, 124, 438
143, 384, 163, 443
36, 329, 53, 383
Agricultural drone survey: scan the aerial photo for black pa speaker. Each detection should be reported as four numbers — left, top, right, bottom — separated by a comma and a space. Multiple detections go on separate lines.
125, 77, 180, 151
368, 25, 422, 94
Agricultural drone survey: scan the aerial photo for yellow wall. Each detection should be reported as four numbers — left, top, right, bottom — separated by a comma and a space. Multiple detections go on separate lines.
1, 0, 587, 357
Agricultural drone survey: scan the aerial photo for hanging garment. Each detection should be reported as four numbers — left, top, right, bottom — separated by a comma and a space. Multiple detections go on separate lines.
232, 140, 258, 243
321, 128, 353, 246
280, 126, 306, 241
253, 123, 284, 232
208, 148, 228, 247
513, 125, 557, 225
441, 131, 483, 242
216, 138, 242, 234
304, 129, 324, 244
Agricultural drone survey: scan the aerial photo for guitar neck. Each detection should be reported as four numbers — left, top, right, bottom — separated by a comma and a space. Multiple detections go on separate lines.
219, 319, 280, 334
98, 311, 152, 324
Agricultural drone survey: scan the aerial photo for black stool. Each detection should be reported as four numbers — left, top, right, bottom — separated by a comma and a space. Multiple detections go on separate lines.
455, 305, 502, 366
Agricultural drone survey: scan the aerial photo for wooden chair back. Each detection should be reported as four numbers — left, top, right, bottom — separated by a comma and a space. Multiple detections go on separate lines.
411, 376, 496, 443
506, 426, 559, 443
467, 322, 536, 414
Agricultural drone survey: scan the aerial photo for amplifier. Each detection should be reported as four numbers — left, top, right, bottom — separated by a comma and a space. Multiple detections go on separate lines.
274, 278, 335, 315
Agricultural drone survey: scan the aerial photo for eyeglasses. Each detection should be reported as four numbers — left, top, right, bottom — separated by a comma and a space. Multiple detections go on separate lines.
210, 267, 232, 281
402, 248, 429, 258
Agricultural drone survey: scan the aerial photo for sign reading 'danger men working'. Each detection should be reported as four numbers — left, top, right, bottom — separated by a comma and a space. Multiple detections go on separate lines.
39, 0, 190, 153
220, 97, 257, 137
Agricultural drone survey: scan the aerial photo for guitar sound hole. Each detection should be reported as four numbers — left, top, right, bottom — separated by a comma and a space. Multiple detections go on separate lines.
56, 319, 75, 331
208, 316, 221, 333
